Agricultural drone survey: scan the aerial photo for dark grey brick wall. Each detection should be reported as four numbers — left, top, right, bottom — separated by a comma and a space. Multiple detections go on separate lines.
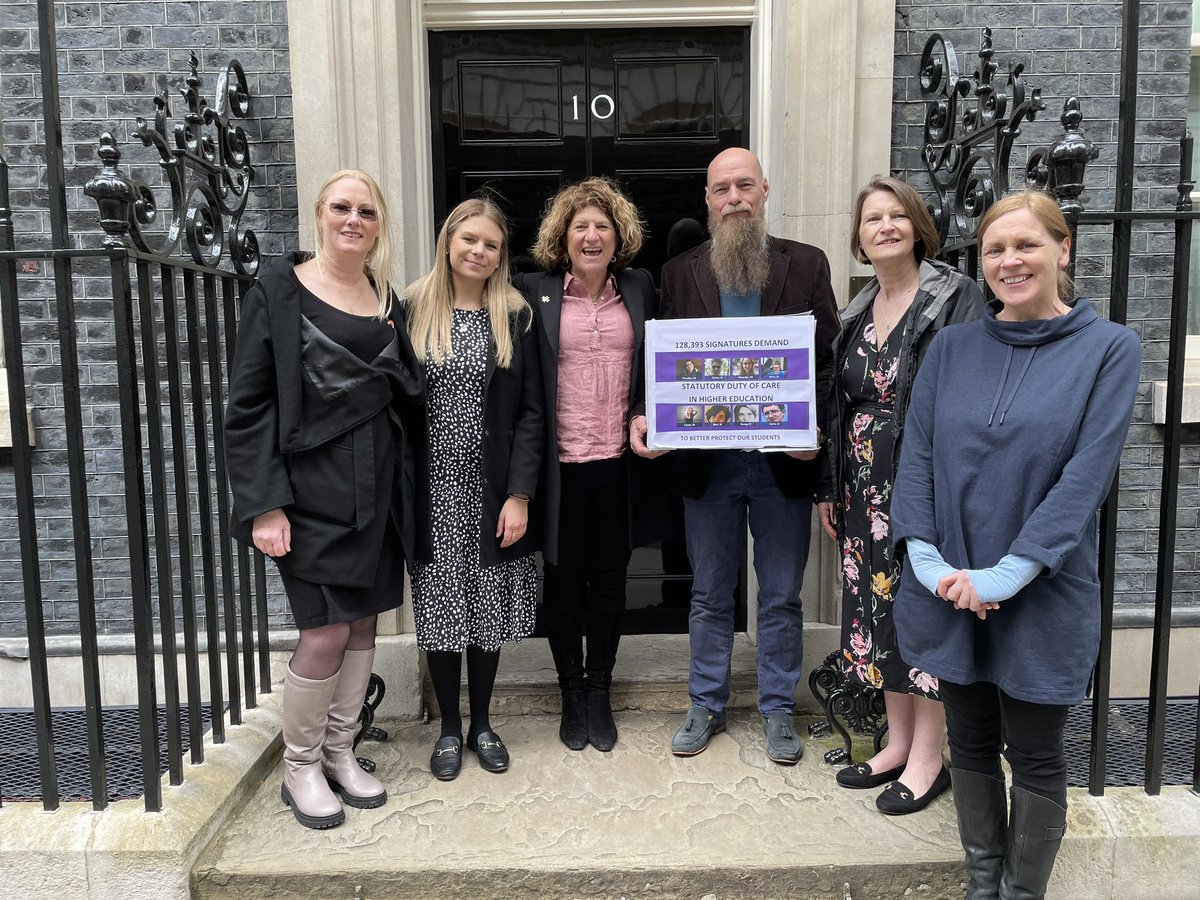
0, 1, 297, 636
893, 0, 1197, 612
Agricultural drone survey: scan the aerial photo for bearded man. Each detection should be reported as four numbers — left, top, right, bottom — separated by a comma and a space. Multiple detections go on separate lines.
630, 147, 839, 764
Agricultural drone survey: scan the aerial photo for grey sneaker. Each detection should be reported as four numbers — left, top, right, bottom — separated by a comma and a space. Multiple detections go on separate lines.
763, 710, 803, 764
671, 706, 726, 756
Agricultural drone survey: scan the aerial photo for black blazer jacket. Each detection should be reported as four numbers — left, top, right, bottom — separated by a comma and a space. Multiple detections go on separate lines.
516, 268, 665, 565
224, 253, 424, 586
656, 236, 841, 500
405, 302, 545, 567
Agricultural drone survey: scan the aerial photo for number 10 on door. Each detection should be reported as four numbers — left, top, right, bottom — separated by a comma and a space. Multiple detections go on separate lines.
572, 94, 614, 120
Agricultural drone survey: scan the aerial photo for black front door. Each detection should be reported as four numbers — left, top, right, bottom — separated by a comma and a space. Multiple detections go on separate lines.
429, 27, 750, 275
428, 28, 752, 634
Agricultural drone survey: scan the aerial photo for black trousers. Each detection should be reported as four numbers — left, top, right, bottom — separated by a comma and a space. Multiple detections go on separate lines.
940, 679, 1070, 807
542, 457, 631, 691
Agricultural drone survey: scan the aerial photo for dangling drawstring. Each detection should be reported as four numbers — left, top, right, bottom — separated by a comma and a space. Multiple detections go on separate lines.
997, 346, 1037, 426
987, 345, 1014, 426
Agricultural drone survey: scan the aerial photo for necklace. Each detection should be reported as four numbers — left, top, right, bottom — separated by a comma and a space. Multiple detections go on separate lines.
874, 280, 918, 341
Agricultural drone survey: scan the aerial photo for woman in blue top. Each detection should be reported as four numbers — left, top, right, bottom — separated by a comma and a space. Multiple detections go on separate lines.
891, 191, 1141, 899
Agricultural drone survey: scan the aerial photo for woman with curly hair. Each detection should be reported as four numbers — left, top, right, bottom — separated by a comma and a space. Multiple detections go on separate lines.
404, 197, 543, 780
516, 177, 657, 752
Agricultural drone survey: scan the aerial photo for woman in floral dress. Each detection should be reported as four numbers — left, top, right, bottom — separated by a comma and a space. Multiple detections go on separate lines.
817, 176, 982, 815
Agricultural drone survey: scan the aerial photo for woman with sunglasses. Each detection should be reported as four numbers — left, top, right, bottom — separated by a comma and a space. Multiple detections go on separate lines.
226, 170, 422, 829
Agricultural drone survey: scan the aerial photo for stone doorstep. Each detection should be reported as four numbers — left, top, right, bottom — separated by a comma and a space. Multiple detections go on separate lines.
191, 711, 1200, 900
0, 692, 284, 900
430, 629, 843, 719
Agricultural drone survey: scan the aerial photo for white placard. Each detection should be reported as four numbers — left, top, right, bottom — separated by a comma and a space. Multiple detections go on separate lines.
645, 315, 817, 451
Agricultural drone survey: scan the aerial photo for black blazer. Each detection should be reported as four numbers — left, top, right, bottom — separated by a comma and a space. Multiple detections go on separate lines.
224, 253, 424, 586
656, 236, 840, 500
406, 303, 545, 567
516, 268, 666, 565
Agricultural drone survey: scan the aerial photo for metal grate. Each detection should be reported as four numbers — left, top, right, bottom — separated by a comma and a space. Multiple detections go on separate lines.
1065, 699, 1197, 788
0, 705, 216, 803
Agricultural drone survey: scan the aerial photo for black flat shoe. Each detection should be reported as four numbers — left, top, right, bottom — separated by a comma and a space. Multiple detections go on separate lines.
467, 729, 510, 773
836, 761, 906, 789
430, 735, 462, 781
876, 766, 952, 815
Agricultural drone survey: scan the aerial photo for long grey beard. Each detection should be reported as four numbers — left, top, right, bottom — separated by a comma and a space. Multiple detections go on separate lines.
709, 211, 770, 295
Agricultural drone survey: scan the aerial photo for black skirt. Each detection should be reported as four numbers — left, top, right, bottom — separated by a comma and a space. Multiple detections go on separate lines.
279, 518, 405, 629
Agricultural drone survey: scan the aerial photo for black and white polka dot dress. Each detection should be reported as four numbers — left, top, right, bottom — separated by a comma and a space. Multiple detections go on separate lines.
411, 307, 537, 652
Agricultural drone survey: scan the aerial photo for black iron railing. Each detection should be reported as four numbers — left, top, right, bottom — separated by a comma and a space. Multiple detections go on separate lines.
0, 7, 268, 812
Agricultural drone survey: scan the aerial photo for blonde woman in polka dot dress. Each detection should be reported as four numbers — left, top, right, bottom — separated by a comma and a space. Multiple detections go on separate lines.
403, 197, 544, 780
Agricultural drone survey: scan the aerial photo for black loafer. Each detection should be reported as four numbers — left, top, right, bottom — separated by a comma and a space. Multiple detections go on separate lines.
836, 761, 907, 789
876, 766, 951, 815
467, 729, 510, 773
430, 735, 462, 781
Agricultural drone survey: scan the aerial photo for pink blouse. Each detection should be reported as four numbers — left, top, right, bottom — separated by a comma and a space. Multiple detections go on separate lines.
556, 272, 634, 462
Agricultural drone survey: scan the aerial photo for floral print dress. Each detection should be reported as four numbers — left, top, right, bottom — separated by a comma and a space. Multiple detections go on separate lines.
838, 315, 938, 698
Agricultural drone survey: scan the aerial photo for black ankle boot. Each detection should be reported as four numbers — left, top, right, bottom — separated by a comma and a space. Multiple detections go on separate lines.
559, 689, 588, 750
585, 688, 617, 751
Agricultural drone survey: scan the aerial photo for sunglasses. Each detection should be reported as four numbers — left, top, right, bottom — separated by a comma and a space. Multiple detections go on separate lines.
324, 202, 378, 222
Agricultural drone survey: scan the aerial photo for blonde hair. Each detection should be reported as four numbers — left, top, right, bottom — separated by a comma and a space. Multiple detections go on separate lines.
978, 190, 1074, 300
404, 197, 530, 369
312, 169, 394, 319
531, 177, 645, 272
850, 175, 941, 265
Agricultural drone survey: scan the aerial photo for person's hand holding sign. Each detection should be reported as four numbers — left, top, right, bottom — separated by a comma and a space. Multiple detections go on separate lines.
630, 415, 668, 459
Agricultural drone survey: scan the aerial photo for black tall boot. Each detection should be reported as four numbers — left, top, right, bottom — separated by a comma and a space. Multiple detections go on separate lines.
583, 608, 623, 751
998, 786, 1067, 900
951, 768, 1007, 899
543, 598, 587, 750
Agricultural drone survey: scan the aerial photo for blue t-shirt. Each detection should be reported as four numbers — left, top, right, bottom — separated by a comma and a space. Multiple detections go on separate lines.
719, 288, 761, 317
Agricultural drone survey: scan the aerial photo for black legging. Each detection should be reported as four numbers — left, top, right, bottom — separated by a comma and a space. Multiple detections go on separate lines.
426, 646, 501, 739
542, 457, 630, 691
940, 679, 1070, 807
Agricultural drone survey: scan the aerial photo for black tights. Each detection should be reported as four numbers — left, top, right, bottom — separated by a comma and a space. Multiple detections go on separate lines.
426, 646, 501, 739
940, 679, 1070, 807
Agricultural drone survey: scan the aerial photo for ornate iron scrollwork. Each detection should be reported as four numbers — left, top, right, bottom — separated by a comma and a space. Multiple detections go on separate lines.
808, 650, 888, 765
352, 673, 388, 773
920, 28, 1097, 248
83, 52, 258, 275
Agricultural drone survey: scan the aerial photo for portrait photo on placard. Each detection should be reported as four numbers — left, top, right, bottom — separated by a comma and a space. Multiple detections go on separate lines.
704, 357, 729, 379
733, 357, 759, 378
733, 403, 760, 425
704, 404, 731, 425
760, 402, 788, 424
762, 357, 787, 379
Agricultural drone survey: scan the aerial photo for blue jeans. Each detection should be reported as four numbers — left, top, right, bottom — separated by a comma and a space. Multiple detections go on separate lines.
683, 451, 812, 715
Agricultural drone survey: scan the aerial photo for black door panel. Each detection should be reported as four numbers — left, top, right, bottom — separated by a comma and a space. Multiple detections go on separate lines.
431, 27, 749, 276
429, 28, 751, 635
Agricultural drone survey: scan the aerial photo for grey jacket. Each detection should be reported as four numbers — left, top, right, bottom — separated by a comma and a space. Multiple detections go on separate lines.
817, 257, 984, 506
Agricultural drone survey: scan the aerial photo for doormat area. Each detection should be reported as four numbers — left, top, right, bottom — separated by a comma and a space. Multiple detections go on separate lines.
0, 704, 216, 803
1064, 699, 1197, 788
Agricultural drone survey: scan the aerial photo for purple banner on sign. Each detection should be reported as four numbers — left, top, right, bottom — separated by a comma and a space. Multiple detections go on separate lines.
655, 349, 809, 383
655, 401, 810, 433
